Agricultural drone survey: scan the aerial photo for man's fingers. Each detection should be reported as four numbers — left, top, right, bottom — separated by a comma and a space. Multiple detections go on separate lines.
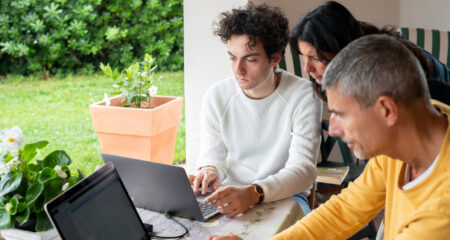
204, 190, 218, 204
212, 179, 220, 192
205, 186, 230, 204
192, 175, 203, 195
188, 175, 195, 185
201, 177, 210, 195
218, 202, 235, 215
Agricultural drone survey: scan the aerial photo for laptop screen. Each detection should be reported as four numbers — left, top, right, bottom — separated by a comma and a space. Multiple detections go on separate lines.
45, 162, 149, 240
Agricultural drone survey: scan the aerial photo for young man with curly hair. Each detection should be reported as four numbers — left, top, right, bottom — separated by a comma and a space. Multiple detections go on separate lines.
189, 3, 322, 218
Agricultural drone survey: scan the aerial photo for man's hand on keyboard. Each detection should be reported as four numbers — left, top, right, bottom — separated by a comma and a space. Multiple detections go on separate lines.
204, 185, 259, 218
189, 169, 220, 195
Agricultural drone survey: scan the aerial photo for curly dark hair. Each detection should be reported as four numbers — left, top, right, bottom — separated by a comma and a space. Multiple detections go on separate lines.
213, 3, 289, 59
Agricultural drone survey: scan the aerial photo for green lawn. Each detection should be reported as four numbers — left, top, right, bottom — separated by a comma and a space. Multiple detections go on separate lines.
0, 72, 185, 175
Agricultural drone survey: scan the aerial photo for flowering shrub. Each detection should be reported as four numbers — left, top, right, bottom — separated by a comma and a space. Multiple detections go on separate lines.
0, 126, 83, 232
100, 53, 158, 108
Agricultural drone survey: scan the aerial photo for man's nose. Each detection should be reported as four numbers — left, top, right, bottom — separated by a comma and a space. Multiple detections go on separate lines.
235, 60, 245, 75
328, 117, 344, 137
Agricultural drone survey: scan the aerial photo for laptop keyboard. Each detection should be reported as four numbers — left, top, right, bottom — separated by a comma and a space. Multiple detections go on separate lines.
198, 202, 218, 218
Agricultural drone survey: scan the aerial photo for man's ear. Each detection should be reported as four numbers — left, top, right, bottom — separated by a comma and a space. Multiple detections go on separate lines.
270, 52, 282, 67
376, 96, 398, 126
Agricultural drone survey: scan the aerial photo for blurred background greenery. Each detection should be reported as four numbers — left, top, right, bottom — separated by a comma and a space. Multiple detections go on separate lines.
0, 0, 185, 175
0, 0, 183, 75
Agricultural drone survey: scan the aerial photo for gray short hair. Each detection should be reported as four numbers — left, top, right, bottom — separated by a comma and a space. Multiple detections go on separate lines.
322, 34, 430, 108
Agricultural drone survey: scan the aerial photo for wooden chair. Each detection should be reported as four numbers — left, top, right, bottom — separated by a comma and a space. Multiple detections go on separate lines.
307, 184, 315, 210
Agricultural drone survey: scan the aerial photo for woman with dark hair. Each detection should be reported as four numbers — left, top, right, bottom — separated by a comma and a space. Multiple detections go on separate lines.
291, 1, 450, 102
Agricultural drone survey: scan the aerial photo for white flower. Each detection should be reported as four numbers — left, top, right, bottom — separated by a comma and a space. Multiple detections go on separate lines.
149, 86, 158, 96
0, 143, 7, 157
0, 129, 7, 140
7, 157, 20, 169
2, 126, 25, 153
0, 163, 11, 175
54, 165, 68, 179
9, 149, 19, 158
5, 203, 12, 213
103, 93, 111, 106
62, 182, 70, 191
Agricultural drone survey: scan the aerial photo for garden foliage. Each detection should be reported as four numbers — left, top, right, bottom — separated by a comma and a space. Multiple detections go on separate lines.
0, 0, 183, 75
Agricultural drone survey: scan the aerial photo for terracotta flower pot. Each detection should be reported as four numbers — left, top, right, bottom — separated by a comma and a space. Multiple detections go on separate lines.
89, 95, 183, 165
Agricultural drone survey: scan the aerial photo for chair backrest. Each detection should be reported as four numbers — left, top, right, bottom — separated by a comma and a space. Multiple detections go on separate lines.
400, 27, 450, 105
400, 27, 450, 68
279, 43, 310, 79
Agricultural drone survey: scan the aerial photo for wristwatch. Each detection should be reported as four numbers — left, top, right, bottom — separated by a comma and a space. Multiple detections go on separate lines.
252, 184, 264, 204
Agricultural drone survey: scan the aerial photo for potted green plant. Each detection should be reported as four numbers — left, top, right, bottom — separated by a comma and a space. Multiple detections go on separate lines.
90, 54, 183, 165
0, 126, 83, 233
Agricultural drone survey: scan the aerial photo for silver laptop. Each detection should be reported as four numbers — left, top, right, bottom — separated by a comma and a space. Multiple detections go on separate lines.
101, 153, 219, 221
45, 162, 152, 240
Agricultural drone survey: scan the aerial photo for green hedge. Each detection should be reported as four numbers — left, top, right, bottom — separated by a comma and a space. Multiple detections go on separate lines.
0, 0, 183, 75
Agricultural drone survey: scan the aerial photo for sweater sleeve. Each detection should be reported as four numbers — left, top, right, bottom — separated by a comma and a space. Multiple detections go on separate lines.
254, 89, 322, 202
196, 86, 229, 179
270, 157, 387, 239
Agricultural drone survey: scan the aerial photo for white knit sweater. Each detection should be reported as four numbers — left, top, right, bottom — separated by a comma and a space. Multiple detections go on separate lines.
198, 69, 322, 203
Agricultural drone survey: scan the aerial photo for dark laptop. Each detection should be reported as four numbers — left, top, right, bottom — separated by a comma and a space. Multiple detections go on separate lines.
101, 153, 219, 221
44, 162, 151, 240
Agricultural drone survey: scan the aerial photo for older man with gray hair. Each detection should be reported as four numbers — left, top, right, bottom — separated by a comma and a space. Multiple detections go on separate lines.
210, 34, 450, 240
269, 34, 450, 240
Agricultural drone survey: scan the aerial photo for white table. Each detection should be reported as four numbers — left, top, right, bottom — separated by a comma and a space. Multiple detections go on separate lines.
0, 198, 302, 240
139, 197, 302, 240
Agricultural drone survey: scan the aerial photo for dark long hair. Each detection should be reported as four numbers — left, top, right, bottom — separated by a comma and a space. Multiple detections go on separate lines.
291, 1, 432, 101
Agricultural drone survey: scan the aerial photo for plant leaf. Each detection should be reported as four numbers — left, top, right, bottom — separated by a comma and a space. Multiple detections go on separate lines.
33, 194, 45, 212
76, 168, 85, 181
0, 196, 6, 205
15, 207, 30, 226
36, 211, 53, 232
68, 176, 78, 187
26, 182, 44, 206
22, 141, 49, 163
99, 63, 112, 76
17, 201, 27, 213
0, 153, 8, 163
44, 179, 64, 201
0, 208, 11, 229
38, 168, 56, 183
42, 150, 71, 168
28, 163, 42, 172
8, 198, 18, 215
0, 171, 23, 196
